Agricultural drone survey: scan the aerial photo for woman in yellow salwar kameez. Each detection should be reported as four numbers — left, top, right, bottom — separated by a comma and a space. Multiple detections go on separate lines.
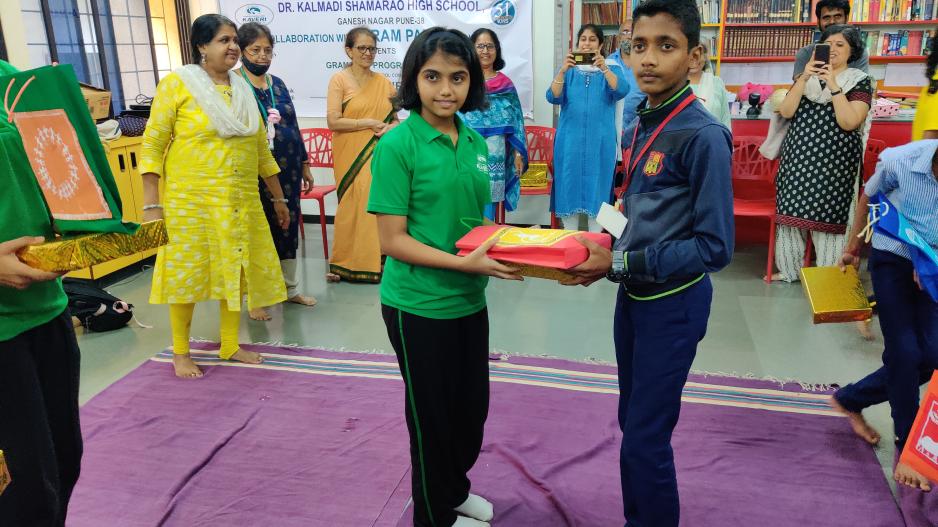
140, 14, 291, 378
325, 27, 398, 283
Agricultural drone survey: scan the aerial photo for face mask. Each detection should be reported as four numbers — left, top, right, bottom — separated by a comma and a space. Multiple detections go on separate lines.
241, 56, 270, 76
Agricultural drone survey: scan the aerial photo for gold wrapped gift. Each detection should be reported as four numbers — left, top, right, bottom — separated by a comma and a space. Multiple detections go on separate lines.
0, 450, 10, 496
17, 220, 168, 272
504, 263, 575, 282
520, 162, 549, 188
800, 266, 872, 324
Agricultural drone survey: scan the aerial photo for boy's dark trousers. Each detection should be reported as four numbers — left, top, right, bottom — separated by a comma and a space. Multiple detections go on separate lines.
614, 277, 712, 527
835, 249, 938, 446
381, 305, 490, 527
0, 310, 83, 527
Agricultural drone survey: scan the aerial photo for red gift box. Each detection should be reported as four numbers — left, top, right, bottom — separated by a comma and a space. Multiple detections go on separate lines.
900, 371, 938, 485
455, 226, 612, 280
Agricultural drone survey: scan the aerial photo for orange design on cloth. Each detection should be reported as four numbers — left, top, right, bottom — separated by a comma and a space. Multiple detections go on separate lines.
900, 371, 938, 483
455, 225, 612, 270
14, 109, 111, 221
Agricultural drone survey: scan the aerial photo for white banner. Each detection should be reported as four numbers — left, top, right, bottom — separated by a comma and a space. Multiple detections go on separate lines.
220, 0, 533, 118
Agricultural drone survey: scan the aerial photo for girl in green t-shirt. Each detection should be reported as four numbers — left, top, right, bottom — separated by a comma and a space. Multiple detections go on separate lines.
367, 27, 521, 527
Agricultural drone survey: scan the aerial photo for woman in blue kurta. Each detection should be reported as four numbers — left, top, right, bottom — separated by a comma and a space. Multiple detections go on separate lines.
238, 23, 316, 321
461, 28, 528, 220
547, 24, 627, 232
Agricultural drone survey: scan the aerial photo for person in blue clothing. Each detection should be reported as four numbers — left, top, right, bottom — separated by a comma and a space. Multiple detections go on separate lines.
547, 23, 628, 232
832, 139, 938, 494
564, 1, 734, 525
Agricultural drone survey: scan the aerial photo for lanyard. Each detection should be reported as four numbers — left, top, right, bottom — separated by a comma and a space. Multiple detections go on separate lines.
240, 68, 275, 125
619, 93, 697, 198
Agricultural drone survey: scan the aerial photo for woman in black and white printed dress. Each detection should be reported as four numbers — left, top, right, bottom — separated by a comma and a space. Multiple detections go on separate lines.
771, 24, 873, 282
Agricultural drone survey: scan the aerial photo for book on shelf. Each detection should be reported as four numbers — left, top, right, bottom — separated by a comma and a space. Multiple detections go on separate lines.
581, 0, 622, 26
722, 26, 814, 57
852, 0, 937, 20
863, 29, 928, 56
695, 0, 722, 24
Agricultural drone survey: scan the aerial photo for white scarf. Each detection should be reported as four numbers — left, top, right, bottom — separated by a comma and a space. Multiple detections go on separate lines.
175, 64, 259, 138
803, 67, 868, 105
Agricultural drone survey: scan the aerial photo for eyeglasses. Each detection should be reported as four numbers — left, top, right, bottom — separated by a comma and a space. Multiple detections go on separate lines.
245, 47, 275, 59
355, 46, 378, 55
475, 44, 496, 52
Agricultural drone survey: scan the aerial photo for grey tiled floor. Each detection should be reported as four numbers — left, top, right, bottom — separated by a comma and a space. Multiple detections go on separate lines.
75, 226, 898, 484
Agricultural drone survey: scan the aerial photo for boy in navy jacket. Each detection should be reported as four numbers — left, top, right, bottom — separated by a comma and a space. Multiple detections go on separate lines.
566, 1, 734, 525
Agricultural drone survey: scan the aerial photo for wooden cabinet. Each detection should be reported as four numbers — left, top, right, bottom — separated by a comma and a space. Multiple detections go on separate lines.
67, 136, 158, 280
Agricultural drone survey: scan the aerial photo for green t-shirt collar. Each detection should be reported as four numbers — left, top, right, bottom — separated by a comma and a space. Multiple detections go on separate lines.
406, 111, 475, 145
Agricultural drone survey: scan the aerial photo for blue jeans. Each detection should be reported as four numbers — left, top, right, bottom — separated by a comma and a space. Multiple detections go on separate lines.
614, 276, 712, 527
835, 249, 938, 445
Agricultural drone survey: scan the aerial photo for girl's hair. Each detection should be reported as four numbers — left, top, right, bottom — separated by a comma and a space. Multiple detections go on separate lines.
190, 14, 237, 64
395, 27, 487, 113
237, 22, 273, 51
927, 33, 938, 94
577, 24, 605, 55
470, 28, 505, 71
345, 27, 376, 49
818, 24, 865, 64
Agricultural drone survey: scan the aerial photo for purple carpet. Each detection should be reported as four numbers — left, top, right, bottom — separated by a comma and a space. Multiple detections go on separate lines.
67, 343, 903, 526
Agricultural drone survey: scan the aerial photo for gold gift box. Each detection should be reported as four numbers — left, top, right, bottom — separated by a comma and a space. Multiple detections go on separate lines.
800, 265, 872, 324
17, 220, 168, 272
520, 163, 549, 188
503, 263, 575, 282
0, 450, 9, 496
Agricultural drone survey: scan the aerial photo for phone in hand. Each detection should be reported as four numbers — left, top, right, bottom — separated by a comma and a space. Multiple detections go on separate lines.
572, 51, 597, 65
814, 43, 831, 65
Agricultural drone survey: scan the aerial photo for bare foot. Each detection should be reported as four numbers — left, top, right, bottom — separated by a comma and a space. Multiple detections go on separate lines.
829, 396, 880, 445
895, 461, 932, 492
288, 294, 317, 306
856, 320, 875, 341
326, 273, 341, 283
249, 308, 271, 321
228, 349, 264, 364
173, 354, 204, 378
763, 272, 791, 282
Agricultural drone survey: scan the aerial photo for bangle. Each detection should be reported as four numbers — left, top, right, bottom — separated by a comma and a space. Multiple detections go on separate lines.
271, 198, 288, 203
142, 204, 162, 211
601, 68, 610, 74
552, 79, 565, 85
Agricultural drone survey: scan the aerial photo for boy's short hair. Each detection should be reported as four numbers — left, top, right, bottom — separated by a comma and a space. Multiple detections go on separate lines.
819, 24, 865, 64
632, 0, 701, 49
395, 27, 487, 113
816, 0, 851, 19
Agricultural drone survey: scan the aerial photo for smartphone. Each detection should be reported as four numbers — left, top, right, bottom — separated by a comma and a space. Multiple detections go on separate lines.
814, 43, 831, 65
572, 51, 596, 65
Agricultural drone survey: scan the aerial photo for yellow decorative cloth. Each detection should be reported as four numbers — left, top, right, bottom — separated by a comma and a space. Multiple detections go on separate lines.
141, 72, 286, 310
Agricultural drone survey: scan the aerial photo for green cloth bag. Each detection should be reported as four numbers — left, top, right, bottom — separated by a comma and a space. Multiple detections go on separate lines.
0, 63, 136, 235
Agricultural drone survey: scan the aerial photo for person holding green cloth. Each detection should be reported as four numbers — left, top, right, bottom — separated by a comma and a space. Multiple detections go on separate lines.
0, 59, 84, 526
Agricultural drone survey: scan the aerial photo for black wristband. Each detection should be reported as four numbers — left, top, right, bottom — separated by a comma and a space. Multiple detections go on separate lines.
830, 89, 843, 97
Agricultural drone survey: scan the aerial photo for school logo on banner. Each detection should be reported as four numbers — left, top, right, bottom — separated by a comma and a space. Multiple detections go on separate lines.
491, 0, 516, 25
643, 151, 665, 177
235, 4, 274, 24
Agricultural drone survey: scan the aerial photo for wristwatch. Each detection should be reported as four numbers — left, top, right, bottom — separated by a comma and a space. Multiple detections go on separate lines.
607, 250, 628, 283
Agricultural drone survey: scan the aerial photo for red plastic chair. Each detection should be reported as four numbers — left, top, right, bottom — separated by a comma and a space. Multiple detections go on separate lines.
298, 128, 337, 259
863, 139, 887, 183
516, 125, 558, 228
731, 136, 778, 283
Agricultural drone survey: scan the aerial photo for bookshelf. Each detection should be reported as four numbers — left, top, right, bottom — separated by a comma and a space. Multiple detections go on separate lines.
567, 0, 930, 88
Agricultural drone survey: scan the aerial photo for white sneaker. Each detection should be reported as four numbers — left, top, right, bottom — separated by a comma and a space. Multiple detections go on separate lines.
455, 493, 494, 522
453, 516, 490, 527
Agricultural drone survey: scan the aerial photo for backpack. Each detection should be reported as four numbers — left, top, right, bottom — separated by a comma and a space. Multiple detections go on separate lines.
62, 279, 133, 332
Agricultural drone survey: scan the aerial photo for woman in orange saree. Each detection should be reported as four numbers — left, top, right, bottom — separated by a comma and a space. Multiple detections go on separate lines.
326, 27, 397, 283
